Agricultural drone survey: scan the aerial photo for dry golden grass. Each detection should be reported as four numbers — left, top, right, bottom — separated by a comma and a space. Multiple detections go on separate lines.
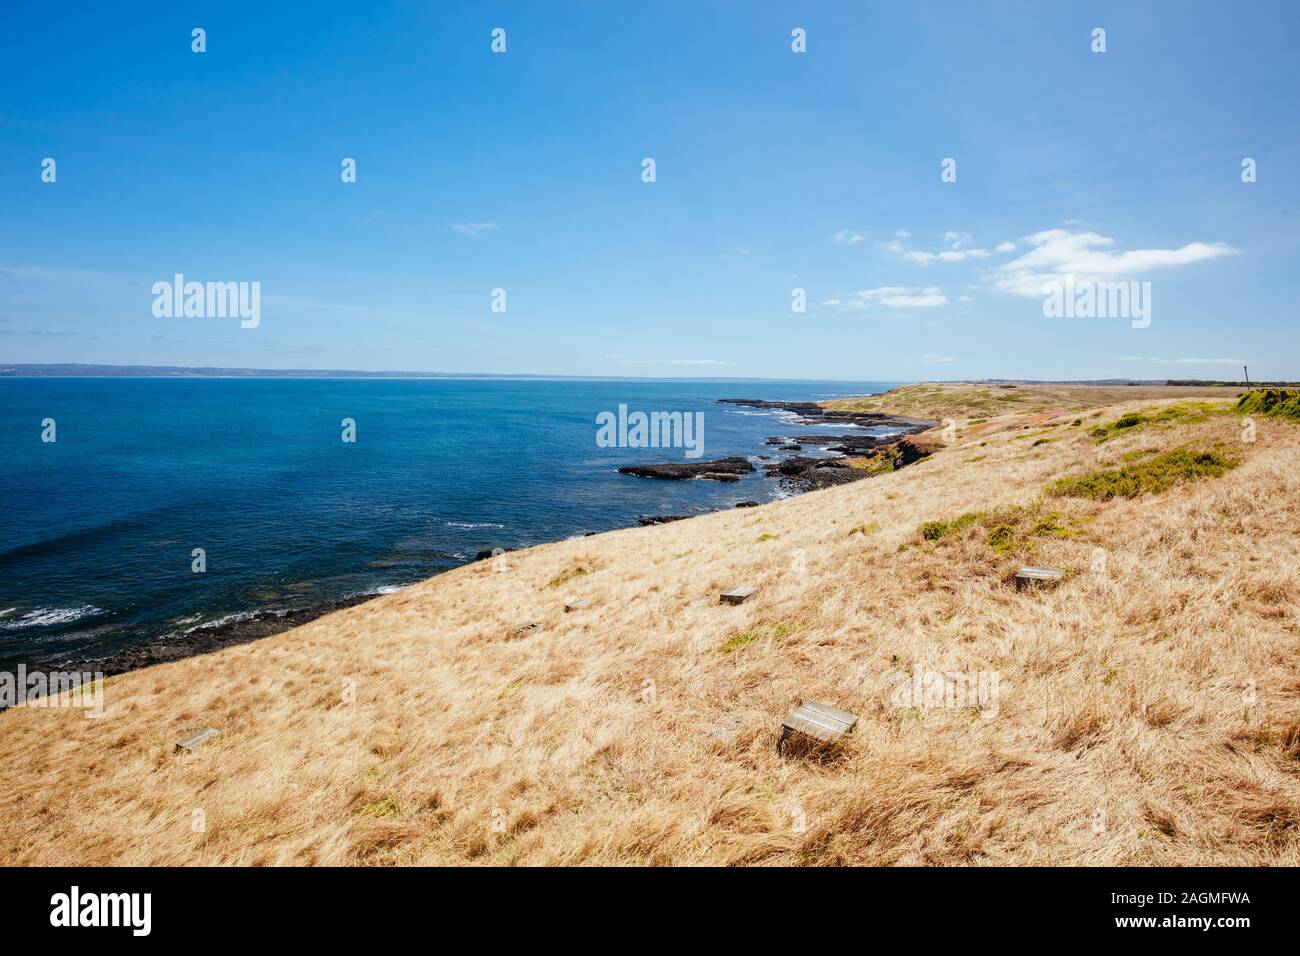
1, 385, 1296, 866
825, 381, 1246, 420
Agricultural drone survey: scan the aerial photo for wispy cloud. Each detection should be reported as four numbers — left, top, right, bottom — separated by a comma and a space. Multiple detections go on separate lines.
993, 229, 1238, 296
850, 286, 948, 308
922, 353, 954, 364
450, 222, 500, 238
833, 229, 866, 245
883, 230, 996, 265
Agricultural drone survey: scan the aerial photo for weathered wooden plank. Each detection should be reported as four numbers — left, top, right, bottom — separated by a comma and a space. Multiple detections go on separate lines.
563, 600, 590, 613
512, 622, 539, 636
1015, 566, 1065, 590
719, 586, 757, 605
779, 700, 858, 752
175, 727, 219, 753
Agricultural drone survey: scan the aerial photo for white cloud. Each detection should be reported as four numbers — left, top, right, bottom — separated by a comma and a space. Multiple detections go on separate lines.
833, 229, 866, 245
895, 228, 911, 239
885, 232, 991, 265
992, 229, 1238, 296
852, 286, 948, 308
450, 222, 500, 237
995, 241, 1016, 253
820, 298, 842, 306
958, 295, 974, 302
922, 353, 954, 364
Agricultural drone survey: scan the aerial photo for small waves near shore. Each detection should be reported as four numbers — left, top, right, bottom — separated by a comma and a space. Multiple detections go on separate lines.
0, 376, 904, 672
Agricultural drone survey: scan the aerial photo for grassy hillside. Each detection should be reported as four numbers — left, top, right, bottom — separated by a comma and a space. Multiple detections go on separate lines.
1, 385, 1296, 866
825, 382, 1245, 420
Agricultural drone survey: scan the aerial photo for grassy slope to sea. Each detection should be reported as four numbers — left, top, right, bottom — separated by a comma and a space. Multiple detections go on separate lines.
2, 383, 1297, 866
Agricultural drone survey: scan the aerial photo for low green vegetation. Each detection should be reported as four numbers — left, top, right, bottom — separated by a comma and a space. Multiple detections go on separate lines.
1049, 448, 1238, 501
360, 798, 399, 818
986, 525, 1018, 555
719, 631, 758, 653
1235, 388, 1300, 421
546, 566, 590, 588
1030, 514, 1075, 538
1090, 402, 1226, 443
719, 620, 795, 653
917, 504, 1085, 557
921, 511, 984, 541
756, 532, 778, 542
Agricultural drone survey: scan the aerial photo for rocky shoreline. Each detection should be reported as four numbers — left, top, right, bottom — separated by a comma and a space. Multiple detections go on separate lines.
34, 394, 936, 683
55, 594, 380, 679
619, 398, 938, 495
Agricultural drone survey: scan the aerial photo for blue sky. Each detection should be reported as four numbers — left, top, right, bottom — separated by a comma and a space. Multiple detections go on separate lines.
1, 1, 1296, 380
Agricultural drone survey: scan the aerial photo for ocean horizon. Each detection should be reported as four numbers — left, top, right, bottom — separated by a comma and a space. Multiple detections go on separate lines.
0, 376, 905, 670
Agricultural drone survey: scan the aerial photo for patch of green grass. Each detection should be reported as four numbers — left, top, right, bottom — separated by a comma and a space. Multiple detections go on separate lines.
360, 798, 399, 819
986, 524, 1018, 555
1091, 403, 1228, 443
719, 631, 758, 653
846, 522, 879, 537
1030, 513, 1076, 538
1049, 448, 1239, 501
720, 620, 795, 653
1031, 438, 1050, 447
1118, 448, 1157, 462
756, 532, 778, 542
1235, 388, 1300, 421
546, 566, 590, 588
920, 511, 983, 541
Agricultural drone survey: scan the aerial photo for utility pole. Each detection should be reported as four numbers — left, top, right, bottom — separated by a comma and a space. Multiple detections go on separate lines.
1243, 365, 1251, 387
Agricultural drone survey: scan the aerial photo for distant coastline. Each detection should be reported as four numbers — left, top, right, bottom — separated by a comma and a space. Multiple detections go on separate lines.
4, 364, 1293, 386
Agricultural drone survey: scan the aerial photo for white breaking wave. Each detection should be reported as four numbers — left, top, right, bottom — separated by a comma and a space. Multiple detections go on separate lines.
0, 605, 103, 629
445, 521, 505, 529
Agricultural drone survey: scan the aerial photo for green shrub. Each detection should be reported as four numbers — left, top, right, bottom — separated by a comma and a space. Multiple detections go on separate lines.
1049, 449, 1238, 501
1235, 389, 1300, 421
986, 525, 1018, 555
920, 511, 983, 540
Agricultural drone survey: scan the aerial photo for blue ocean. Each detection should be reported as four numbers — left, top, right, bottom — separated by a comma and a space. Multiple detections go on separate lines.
0, 377, 901, 668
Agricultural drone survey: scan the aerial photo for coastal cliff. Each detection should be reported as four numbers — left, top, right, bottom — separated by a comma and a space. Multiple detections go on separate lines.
3, 383, 1296, 868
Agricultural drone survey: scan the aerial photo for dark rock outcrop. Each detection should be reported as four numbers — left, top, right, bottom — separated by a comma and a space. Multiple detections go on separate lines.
55, 594, 380, 680
636, 514, 692, 526
718, 398, 935, 431
617, 457, 755, 482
